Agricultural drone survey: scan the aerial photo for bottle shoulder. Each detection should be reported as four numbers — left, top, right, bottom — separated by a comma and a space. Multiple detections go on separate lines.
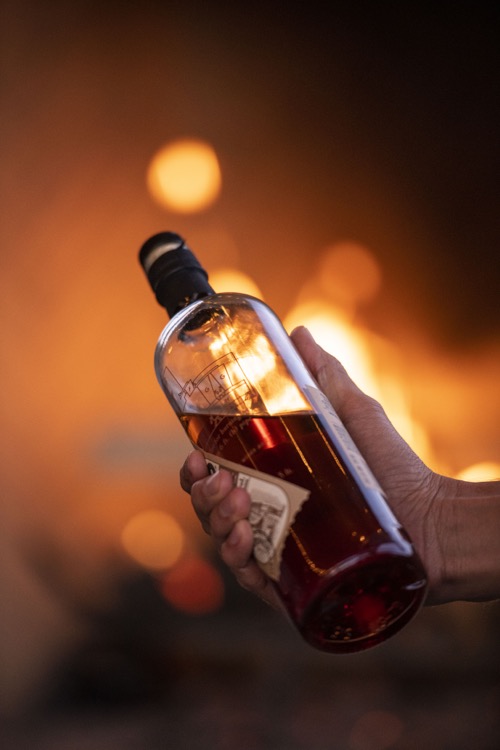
157, 292, 277, 346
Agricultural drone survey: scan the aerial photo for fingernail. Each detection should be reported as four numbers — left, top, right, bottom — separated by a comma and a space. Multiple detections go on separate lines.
205, 472, 220, 496
218, 497, 232, 519
226, 525, 241, 546
291, 325, 313, 341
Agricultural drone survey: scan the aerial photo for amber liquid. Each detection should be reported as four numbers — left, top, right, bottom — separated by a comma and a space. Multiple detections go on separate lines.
181, 411, 427, 652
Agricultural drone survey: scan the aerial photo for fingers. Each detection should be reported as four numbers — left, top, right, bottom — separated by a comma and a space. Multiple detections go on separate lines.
189, 471, 278, 606
290, 325, 411, 478
180, 449, 208, 493
290, 326, 364, 418
180, 450, 283, 610
220, 518, 254, 567
184, 452, 252, 547
181, 449, 252, 550
206, 479, 251, 543
221, 521, 285, 611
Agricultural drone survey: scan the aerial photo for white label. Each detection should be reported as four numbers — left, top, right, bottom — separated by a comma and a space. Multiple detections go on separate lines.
202, 450, 310, 581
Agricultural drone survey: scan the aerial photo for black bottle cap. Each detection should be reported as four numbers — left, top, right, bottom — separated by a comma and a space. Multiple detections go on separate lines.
139, 232, 214, 317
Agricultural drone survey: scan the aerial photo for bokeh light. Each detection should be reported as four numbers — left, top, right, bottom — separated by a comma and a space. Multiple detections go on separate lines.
318, 241, 383, 307
284, 301, 380, 398
456, 461, 500, 481
208, 268, 263, 298
283, 299, 433, 462
375, 370, 432, 463
121, 510, 184, 571
147, 138, 222, 213
160, 556, 225, 614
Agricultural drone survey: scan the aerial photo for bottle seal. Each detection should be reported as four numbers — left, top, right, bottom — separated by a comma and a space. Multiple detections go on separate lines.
139, 232, 214, 316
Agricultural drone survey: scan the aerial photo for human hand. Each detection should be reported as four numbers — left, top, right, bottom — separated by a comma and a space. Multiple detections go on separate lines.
180, 449, 285, 611
181, 326, 499, 607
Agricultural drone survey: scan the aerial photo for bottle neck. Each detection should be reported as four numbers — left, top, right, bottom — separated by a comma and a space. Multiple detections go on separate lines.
156, 270, 215, 318
139, 232, 215, 318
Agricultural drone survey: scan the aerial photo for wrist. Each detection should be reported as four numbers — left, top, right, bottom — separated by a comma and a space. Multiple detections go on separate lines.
434, 477, 500, 604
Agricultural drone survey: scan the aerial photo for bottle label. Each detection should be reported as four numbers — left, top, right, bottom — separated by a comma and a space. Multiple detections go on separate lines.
303, 385, 385, 495
201, 450, 310, 581
176, 353, 259, 412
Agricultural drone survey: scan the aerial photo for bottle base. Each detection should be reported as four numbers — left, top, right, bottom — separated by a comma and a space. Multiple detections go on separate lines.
297, 557, 427, 653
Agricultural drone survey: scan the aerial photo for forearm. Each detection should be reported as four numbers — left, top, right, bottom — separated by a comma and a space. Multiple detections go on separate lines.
437, 479, 500, 603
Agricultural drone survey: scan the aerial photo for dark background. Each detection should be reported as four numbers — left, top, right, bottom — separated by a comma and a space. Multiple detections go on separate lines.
1, 2, 499, 748
2, 2, 499, 344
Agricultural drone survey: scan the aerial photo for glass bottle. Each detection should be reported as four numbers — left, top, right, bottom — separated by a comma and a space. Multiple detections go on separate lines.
139, 231, 427, 652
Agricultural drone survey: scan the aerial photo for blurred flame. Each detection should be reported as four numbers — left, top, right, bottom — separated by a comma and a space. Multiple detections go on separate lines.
319, 241, 383, 307
147, 138, 221, 213
121, 510, 184, 570
160, 556, 225, 614
376, 372, 432, 462
209, 268, 263, 298
456, 461, 500, 482
283, 301, 433, 463
284, 302, 380, 398
237, 333, 310, 414
208, 328, 309, 415
238, 333, 277, 382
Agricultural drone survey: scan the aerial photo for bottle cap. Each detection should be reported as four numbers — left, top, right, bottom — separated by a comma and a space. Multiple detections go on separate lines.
139, 232, 214, 316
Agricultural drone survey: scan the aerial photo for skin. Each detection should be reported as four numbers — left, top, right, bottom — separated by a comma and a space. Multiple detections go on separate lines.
180, 326, 500, 610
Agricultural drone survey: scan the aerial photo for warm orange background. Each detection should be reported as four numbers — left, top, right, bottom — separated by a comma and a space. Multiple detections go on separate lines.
1, 3, 499, 745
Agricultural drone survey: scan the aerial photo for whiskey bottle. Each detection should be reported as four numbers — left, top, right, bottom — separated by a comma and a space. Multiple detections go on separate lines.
139, 231, 427, 652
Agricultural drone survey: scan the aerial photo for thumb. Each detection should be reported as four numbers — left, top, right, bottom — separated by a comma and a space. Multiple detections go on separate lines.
290, 325, 365, 419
